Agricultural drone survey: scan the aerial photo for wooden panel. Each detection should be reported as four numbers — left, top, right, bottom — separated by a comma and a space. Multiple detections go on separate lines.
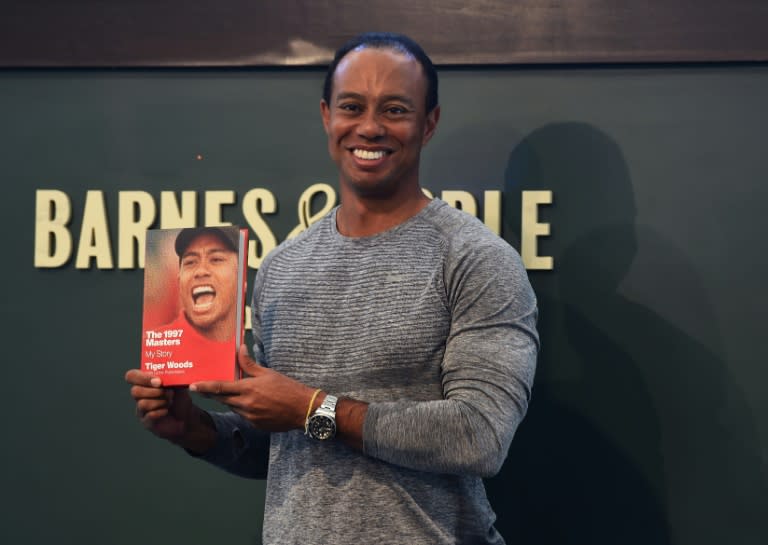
1, 0, 767, 66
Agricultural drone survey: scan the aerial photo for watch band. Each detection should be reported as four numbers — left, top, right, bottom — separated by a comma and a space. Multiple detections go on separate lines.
318, 394, 338, 413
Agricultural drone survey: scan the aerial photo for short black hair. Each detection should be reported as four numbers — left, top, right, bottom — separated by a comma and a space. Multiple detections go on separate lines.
322, 32, 439, 113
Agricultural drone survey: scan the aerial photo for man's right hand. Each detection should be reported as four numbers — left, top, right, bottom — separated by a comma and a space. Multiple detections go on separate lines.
125, 370, 216, 454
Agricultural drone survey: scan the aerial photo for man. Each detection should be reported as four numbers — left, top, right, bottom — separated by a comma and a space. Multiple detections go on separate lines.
173, 227, 240, 343
127, 32, 538, 544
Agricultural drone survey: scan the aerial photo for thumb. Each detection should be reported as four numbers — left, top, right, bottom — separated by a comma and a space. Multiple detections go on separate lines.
237, 344, 262, 377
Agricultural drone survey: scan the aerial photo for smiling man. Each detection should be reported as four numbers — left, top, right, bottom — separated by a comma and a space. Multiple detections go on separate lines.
127, 33, 539, 544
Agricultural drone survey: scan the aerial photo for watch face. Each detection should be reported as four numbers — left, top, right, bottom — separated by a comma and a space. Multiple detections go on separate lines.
308, 414, 336, 440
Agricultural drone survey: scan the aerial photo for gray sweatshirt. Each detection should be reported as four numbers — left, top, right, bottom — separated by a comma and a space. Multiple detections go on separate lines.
202, 199, 539, 544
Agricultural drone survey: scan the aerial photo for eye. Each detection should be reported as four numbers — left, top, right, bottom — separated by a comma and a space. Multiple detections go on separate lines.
181, 257, 198, 268
383, 104, 413, 118
339, 103, 362, 113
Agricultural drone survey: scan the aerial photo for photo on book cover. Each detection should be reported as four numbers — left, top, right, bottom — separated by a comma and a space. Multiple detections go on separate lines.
140, 226, 248, 386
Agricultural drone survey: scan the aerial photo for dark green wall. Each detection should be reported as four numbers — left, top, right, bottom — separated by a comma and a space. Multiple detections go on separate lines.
1, 66, 766, 545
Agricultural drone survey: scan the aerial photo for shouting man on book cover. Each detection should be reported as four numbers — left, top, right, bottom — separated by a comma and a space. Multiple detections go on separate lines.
175, 227, 240, 342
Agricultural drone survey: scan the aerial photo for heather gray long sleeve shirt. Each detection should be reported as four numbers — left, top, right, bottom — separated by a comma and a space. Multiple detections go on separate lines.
202, 199, 539, 544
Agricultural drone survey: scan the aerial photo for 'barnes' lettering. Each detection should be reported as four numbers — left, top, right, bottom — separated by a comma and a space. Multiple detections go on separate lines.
34, 189, 280, 270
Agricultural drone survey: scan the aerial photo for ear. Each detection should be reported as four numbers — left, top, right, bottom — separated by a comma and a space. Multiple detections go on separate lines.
421, 105, 441, 146
320, 99, 331, 134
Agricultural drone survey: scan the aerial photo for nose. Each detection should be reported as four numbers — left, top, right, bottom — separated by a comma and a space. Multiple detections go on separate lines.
357, 110, 385, 139
193, 261, 211, 277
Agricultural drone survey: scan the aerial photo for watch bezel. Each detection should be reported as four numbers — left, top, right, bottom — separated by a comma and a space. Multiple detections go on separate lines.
307, 413, 337, 440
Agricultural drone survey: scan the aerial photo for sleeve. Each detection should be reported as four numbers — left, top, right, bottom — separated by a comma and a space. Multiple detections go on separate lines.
362, 236, 539, 478
196, 411, 271, 479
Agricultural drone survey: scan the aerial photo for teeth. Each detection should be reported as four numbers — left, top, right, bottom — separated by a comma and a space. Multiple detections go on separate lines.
353, 149, 385, 160
193, 286, 215, 296
193, 285, 215, 310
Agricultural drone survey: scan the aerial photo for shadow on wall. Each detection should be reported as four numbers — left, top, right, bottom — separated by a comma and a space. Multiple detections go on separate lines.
486, 122, 766, 545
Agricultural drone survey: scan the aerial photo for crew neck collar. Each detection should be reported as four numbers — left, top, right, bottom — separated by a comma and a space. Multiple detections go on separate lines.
330, 198, 442, 242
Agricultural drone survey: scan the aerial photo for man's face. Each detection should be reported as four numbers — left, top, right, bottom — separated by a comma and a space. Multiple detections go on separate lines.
320, 47, 440, 198
178, 233, 238, 336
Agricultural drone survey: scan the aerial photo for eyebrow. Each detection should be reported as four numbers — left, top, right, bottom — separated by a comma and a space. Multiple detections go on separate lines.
182, 247, 233, 259
335, 92, 416, 109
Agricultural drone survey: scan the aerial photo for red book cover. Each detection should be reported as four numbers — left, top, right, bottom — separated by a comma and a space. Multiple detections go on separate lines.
140, 226, 248, 386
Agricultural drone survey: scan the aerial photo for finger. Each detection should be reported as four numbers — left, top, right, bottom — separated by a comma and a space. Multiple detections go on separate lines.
237, 344, 263, 377
144, 404, 170, 417
125, 369, 162, 388
189, 380, 239, 396
130, 384, 167, 401
137, 397, 171, 416
140, 407, 171, 426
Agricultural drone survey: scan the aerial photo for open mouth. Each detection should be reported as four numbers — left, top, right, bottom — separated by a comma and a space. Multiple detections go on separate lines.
192, 285, 216, 310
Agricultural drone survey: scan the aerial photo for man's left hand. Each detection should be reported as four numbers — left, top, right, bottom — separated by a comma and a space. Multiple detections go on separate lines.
190, 344, 317, 432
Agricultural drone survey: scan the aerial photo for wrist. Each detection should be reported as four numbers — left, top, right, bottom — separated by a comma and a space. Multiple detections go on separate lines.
305, 393, 338, 440
173, 407, 217, 454
301, 388, 325, 430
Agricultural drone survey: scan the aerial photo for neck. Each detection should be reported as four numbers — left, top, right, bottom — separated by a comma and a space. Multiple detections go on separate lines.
336, 187, 431, 237
185, 314, 234, 343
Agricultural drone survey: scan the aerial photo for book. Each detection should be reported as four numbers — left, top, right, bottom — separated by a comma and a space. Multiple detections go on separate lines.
140, 226, 248, 386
